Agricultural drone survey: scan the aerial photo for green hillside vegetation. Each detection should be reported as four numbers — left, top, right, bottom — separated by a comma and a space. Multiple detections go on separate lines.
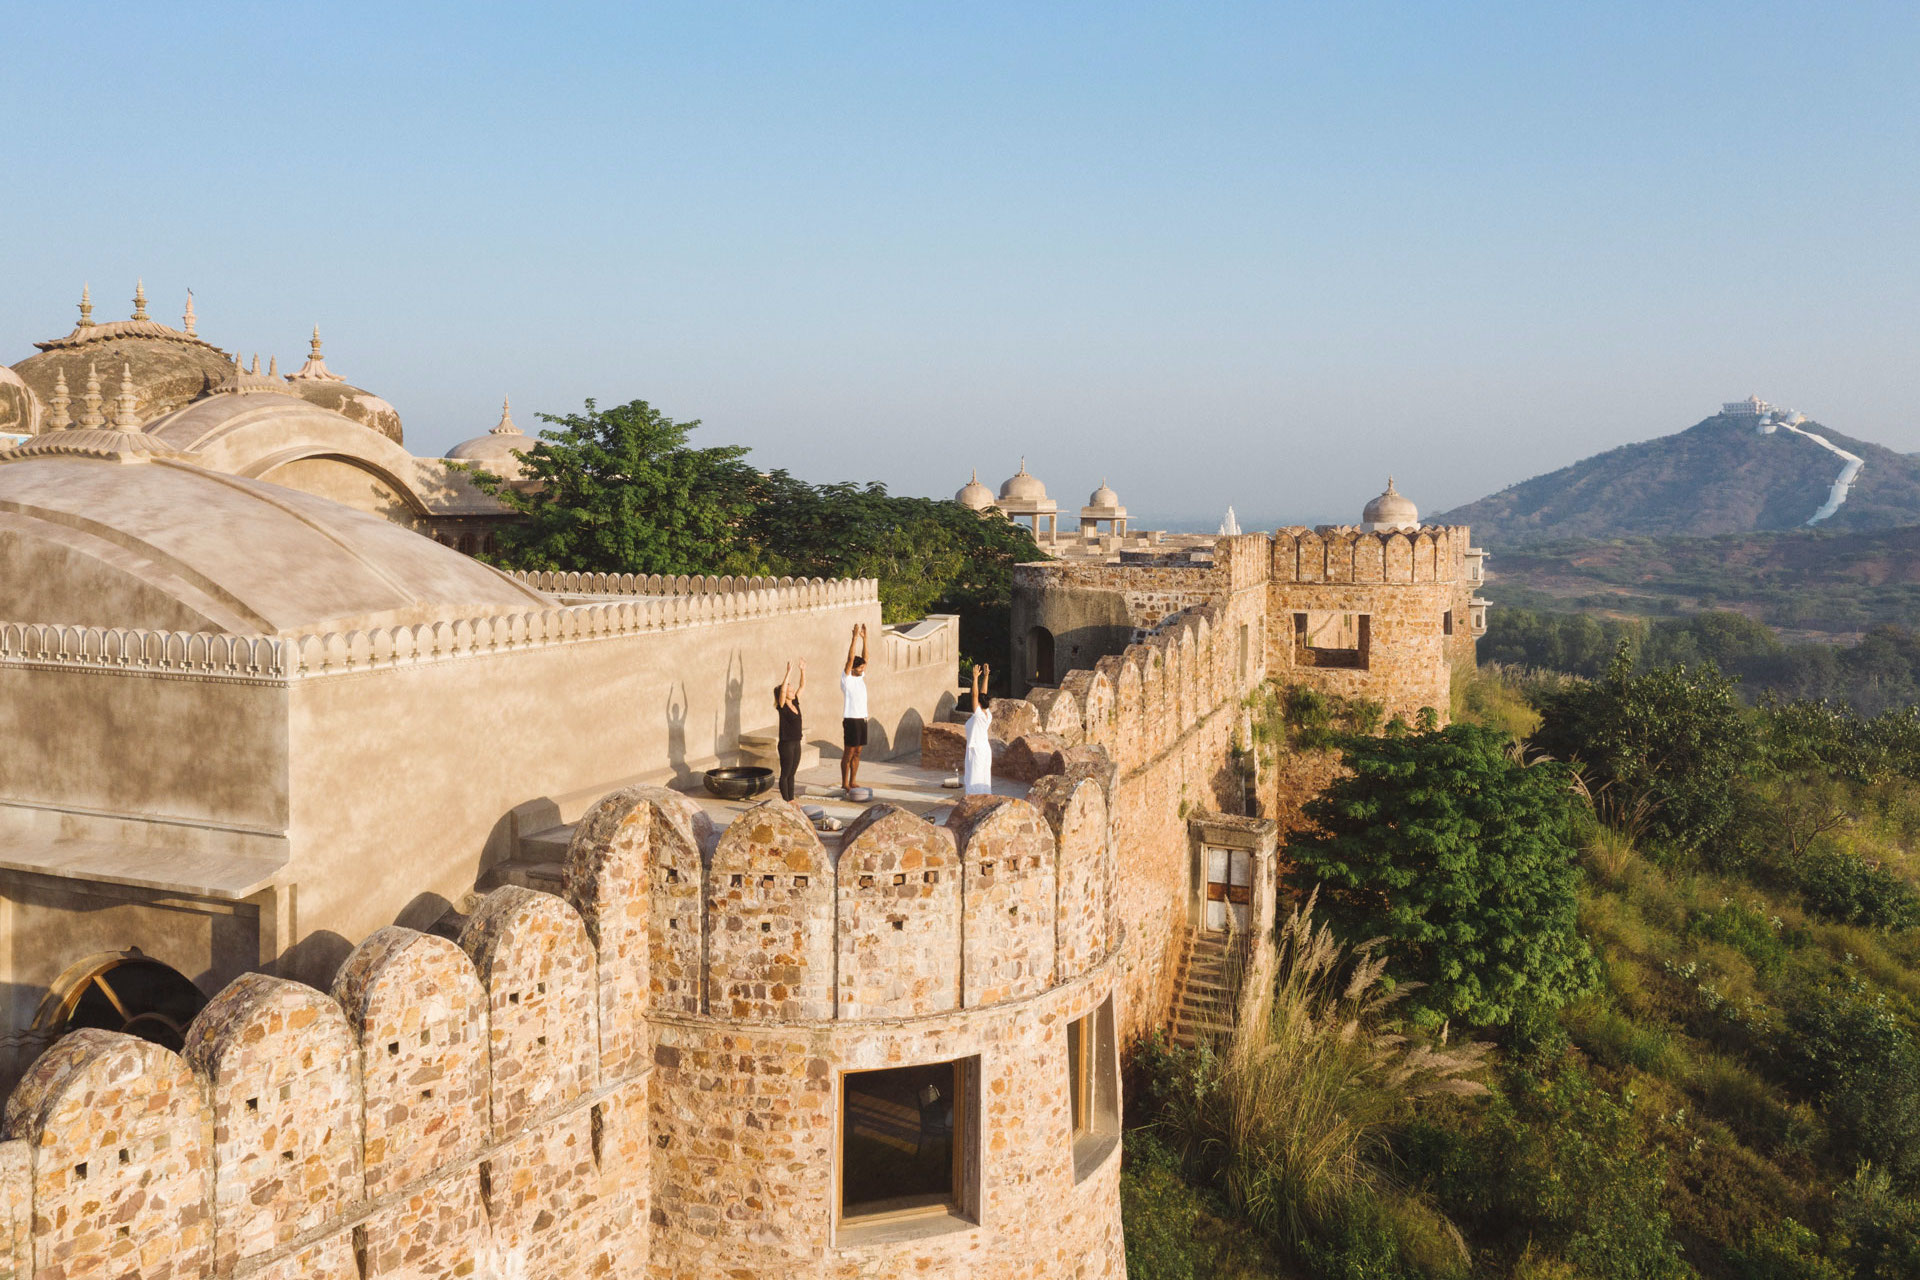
1123, 659, 1920, 1279
1485, 607, 1920, 716
1431, 414, 1920, 545
1482, 527, 1920, 638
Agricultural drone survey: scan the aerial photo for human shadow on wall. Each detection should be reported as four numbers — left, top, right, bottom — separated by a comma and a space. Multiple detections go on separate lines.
666, 681, 692, 785
714, 652, 743, 762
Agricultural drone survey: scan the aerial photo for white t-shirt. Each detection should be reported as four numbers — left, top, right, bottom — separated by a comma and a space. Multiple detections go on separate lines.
840, 672, 868, 720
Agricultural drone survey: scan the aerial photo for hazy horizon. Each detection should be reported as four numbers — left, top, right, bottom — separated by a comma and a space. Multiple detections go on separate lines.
4, 3, 1916, 525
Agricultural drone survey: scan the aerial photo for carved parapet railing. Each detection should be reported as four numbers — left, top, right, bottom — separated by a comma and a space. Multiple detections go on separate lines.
508, 570, 880, 603
0, 577, 885, 685
879, 613, 957, 672
0, 622, 286, 681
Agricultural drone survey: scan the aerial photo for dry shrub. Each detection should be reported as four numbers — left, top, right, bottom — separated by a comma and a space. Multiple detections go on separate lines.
1216, 892, 1489, 1254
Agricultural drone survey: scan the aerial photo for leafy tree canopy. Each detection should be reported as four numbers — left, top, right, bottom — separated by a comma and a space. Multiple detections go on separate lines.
1285, 722, 1594, 1027
1530, 642, 1753, 851
462, 399, 1040, 669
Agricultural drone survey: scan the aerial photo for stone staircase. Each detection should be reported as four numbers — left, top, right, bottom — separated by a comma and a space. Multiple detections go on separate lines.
1169, 929, 1239, 1048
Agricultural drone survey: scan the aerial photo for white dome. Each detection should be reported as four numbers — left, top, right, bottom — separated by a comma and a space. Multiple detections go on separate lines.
446, 396, 534, 480
1087, 481, 1120, 509
955, 470, 995, 510
1360, 477, 1419, 531
998, 458, 1048, 502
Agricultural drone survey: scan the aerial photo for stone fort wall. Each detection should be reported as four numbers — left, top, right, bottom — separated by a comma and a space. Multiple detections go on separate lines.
0, 777, 1125, 1279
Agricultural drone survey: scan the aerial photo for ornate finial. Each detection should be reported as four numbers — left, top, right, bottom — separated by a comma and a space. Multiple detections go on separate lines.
78, 362, 105, 428
491, 395, 520, 435
113, 363, 140, 428
267, 356, 278, 379
250, 354, 260, 375
970, 468, 978, 483
1019, 455, 1028, 473
1387, 475, 1397, 492
131, 279, 149, 321
286, 325, 340, 383
48, 370, 71, 430
182, 290, 196, 336
78, 284, 94, 328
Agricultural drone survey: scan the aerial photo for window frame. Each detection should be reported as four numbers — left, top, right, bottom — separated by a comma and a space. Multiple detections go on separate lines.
834, 1056, 981, 1241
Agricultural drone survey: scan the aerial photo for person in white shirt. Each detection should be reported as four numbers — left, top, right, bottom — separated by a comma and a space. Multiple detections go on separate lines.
962, 662, 994, 796
840, 623, 869, 792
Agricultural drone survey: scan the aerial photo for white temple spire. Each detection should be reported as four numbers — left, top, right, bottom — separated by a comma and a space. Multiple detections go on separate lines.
131, 279, 149, 321
182, 290, 197, 336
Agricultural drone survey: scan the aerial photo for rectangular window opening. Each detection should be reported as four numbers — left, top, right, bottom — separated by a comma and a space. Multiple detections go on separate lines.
839, 1057, 977, 1230
1067, 996, 1122, 1182
1294, 611, 1371, 669
1443, 609, 1454, 636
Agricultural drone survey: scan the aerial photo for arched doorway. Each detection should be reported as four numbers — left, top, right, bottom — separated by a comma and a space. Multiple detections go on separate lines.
32, 951, 208, 1052
1028, 626, 1056, 686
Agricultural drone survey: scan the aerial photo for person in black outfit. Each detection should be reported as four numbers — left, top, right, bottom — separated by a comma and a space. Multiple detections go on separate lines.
776, 659, 805, 802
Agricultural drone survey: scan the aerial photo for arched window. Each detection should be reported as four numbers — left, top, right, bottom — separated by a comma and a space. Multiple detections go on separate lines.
1028, 626, 1056, 686
32, 951, 208, 1052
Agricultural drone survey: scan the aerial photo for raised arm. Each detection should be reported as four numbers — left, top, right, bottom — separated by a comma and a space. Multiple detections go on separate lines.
778, 661, 795, 709
844, 625, 861, 675
796, 658, 806, 696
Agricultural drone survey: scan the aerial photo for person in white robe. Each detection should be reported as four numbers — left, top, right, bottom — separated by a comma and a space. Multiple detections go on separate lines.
962, 663, 994, 796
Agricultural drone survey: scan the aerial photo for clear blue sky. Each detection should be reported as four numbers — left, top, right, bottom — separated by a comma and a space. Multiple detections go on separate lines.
4, 2, 1916, 526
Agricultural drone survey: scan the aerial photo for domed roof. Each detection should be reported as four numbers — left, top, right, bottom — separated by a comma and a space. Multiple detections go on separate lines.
0, 450, 548, 635
955, 469, 995, 510
1087, 480, 1121, 510
284, 327, 404, 444
998, 458, 1051, 503
1360, 477, 1420, 531
0, 364, 41, 436
10, 284, 235, 428
446, 396, 535, 479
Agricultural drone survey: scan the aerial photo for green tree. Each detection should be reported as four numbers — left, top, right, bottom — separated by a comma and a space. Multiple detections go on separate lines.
464, 398, 763, 575
1285, 723, 1594, 1026
1531, 643, 1753, 852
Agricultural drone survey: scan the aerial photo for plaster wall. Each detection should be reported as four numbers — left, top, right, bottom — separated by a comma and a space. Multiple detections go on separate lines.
279, 593, 951, 985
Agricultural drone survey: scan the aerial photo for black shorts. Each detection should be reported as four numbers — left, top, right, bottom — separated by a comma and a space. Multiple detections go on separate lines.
842, 718, 869, 748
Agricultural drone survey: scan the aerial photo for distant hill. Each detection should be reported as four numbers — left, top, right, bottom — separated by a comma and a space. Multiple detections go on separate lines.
1482, 525, 1920, 640
1433, 410, 1920, 545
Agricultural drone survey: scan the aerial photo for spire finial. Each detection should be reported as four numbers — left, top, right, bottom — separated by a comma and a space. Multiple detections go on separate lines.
492, 395, 519, 434
182, 290, 196, 336
78, 362, 105, 428
267, 355, 278, 379
250, 354, 260, 375
309, 325, 323, 359
78, 283, 94, 328
113, 363, 140, 428
1019, 455, 1028, 473
970, 468, 978, 483
131, 279, 148, 321
48, 370, 72, 431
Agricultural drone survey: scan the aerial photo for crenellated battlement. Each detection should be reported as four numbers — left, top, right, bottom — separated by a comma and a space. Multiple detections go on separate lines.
1270, 524, 1471, 585
566, 778, 1115, 1028
0, 774, 1122, 1278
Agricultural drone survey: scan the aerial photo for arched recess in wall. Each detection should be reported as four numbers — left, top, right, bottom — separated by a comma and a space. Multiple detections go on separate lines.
1028, 625, 1056, 686
31, 950, 209, 1052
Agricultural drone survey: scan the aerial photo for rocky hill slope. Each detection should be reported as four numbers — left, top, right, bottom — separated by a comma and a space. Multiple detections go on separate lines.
1434, 410, 1920, 545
